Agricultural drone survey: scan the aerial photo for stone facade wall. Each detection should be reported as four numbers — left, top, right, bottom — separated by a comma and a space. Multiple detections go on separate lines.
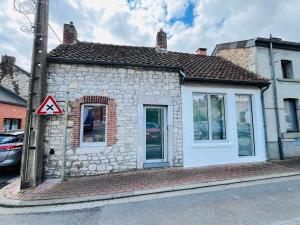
0, 65, 29, 100
44, 64, 183, 178
216, 48, 256, 73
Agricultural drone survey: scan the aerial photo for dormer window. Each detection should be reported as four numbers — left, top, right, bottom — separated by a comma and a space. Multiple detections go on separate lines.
281, 60, 294, 79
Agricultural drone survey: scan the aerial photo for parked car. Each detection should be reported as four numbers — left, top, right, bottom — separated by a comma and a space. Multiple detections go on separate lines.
0, 130, 24, 168
146, 122, 161, 144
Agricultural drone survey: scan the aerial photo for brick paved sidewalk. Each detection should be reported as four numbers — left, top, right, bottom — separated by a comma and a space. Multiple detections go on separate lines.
3, 159, 300, 202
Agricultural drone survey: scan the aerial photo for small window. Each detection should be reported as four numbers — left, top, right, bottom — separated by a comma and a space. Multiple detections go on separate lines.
80, 104, 107, 146
281, 60, 294, 79
3, 119, 21, 131
193, 93, 226, 141
284, 99, 298, 132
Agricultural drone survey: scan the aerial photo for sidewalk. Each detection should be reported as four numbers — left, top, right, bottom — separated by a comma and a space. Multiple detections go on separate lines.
1, 158, 300, 207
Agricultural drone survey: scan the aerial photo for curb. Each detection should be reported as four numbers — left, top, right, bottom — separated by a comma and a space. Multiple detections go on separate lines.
1, 171, 300, 208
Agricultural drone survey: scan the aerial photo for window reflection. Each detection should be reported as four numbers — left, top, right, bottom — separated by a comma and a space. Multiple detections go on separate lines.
193, 93, 225, 141
82, 105, 106, 143
236, 95, 255, 156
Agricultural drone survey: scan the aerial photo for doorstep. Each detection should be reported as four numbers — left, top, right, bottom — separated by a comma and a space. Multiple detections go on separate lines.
1, 160, 300, 208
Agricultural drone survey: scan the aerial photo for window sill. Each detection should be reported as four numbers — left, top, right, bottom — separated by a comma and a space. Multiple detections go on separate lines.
76, 146, 106, 154
282, 132, 300, 139
191, 142, 234, 148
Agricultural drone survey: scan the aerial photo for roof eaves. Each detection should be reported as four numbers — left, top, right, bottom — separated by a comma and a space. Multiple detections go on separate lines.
184, 76, 270, 87
47, 56, 182, 72
0, 100, 27, 107
0, 85, 27, 106
255, 38, 300, 51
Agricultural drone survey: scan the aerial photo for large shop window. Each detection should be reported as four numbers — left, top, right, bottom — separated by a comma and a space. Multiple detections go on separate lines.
3, 119, 21, 131
284, 99, 299, 132
193, 93, 226, 141
235, 94, 255, 157
80, 104, 107, 146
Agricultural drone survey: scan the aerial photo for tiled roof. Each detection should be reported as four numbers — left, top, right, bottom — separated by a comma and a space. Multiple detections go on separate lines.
0, 85, 27, 106
48, 42, 269, 86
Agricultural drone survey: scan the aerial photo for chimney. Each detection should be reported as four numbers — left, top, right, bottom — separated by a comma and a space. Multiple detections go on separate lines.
0, 55, 16, 75
156, 28, 167, 51
196, 48, 207, 56
63, 21, 78, 45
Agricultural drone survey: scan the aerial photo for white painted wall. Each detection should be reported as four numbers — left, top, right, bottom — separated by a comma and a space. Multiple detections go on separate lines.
182, 83, 267, 167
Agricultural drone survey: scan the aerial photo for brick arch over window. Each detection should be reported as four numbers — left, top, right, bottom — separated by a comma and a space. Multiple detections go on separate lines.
72, 96, 117, 148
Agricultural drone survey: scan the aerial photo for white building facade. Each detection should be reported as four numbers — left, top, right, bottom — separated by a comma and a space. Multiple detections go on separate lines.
182, 83, 267, 167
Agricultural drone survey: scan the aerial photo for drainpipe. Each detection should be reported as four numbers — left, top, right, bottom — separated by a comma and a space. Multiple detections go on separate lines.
260, 84, 271, 159
268, 34, 284, 160
179, 70, 187, 83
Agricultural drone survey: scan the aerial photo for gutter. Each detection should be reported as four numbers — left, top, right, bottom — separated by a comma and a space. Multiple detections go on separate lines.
182, 77, 270, 87
0, 100, 27, 107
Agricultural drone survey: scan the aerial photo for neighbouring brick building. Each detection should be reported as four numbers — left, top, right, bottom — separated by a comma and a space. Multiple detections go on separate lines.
0, 85, 27, 131
40, 23, 269, 178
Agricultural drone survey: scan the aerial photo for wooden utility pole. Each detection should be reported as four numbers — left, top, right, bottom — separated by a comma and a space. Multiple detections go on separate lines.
20, 0, 49, 189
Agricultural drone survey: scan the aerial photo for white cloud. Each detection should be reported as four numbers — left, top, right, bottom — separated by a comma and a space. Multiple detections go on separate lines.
0, 0, 300, 70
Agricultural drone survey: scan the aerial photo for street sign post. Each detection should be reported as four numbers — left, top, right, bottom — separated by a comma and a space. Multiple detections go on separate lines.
36, 96, 63, 115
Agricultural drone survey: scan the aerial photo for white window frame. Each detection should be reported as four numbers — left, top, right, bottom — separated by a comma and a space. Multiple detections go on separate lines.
284, 99, 299, 133
192, 92, 227, 143
80, 103, 108, 147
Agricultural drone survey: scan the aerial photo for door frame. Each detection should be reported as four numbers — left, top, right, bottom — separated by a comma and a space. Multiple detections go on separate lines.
143, 105, 168, 164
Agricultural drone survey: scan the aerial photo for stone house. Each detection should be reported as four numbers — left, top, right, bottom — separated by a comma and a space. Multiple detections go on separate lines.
213, 38, 300, 159
43, 23, 269, 178
0, 55, 30, 100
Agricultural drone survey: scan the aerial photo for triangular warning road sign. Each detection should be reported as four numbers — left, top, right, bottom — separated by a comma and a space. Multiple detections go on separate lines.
36, 96, 63, 115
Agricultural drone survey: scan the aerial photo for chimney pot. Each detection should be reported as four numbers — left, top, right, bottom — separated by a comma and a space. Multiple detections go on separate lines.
156, 29, 167, 51
196, 48, 207, 56
1, 55, 16, 74
63, 22, 78, 45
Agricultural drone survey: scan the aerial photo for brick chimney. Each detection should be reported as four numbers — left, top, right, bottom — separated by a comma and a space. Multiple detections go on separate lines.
196, 48, 207, 56
0, 55, 16, 75
156, 29, 167, 51
63, 22, 78, 45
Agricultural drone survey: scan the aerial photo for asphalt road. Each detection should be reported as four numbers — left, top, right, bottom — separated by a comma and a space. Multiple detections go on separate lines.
1, 176, 300, 225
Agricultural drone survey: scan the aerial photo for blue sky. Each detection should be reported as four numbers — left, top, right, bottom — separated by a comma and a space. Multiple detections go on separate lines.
1, 0, 300, 70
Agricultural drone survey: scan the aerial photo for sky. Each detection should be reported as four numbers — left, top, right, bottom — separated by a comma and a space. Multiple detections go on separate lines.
1, 0, 300, 71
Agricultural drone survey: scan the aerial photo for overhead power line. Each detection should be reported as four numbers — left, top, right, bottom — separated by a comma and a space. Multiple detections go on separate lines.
48, 23, 62, 43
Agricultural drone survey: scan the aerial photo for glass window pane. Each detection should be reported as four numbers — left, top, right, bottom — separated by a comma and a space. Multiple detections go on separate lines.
236, 95, 255, 156
82, 105, 106, 143
146, 108, 164, 160
11, 119, 19, 130
193, 94, 209, 140
284, 100, 298, 132
3, 119, 11, 131
211, 95, 226, 140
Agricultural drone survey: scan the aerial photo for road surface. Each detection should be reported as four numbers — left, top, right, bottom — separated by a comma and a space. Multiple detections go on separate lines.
1, 176, 300, 225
